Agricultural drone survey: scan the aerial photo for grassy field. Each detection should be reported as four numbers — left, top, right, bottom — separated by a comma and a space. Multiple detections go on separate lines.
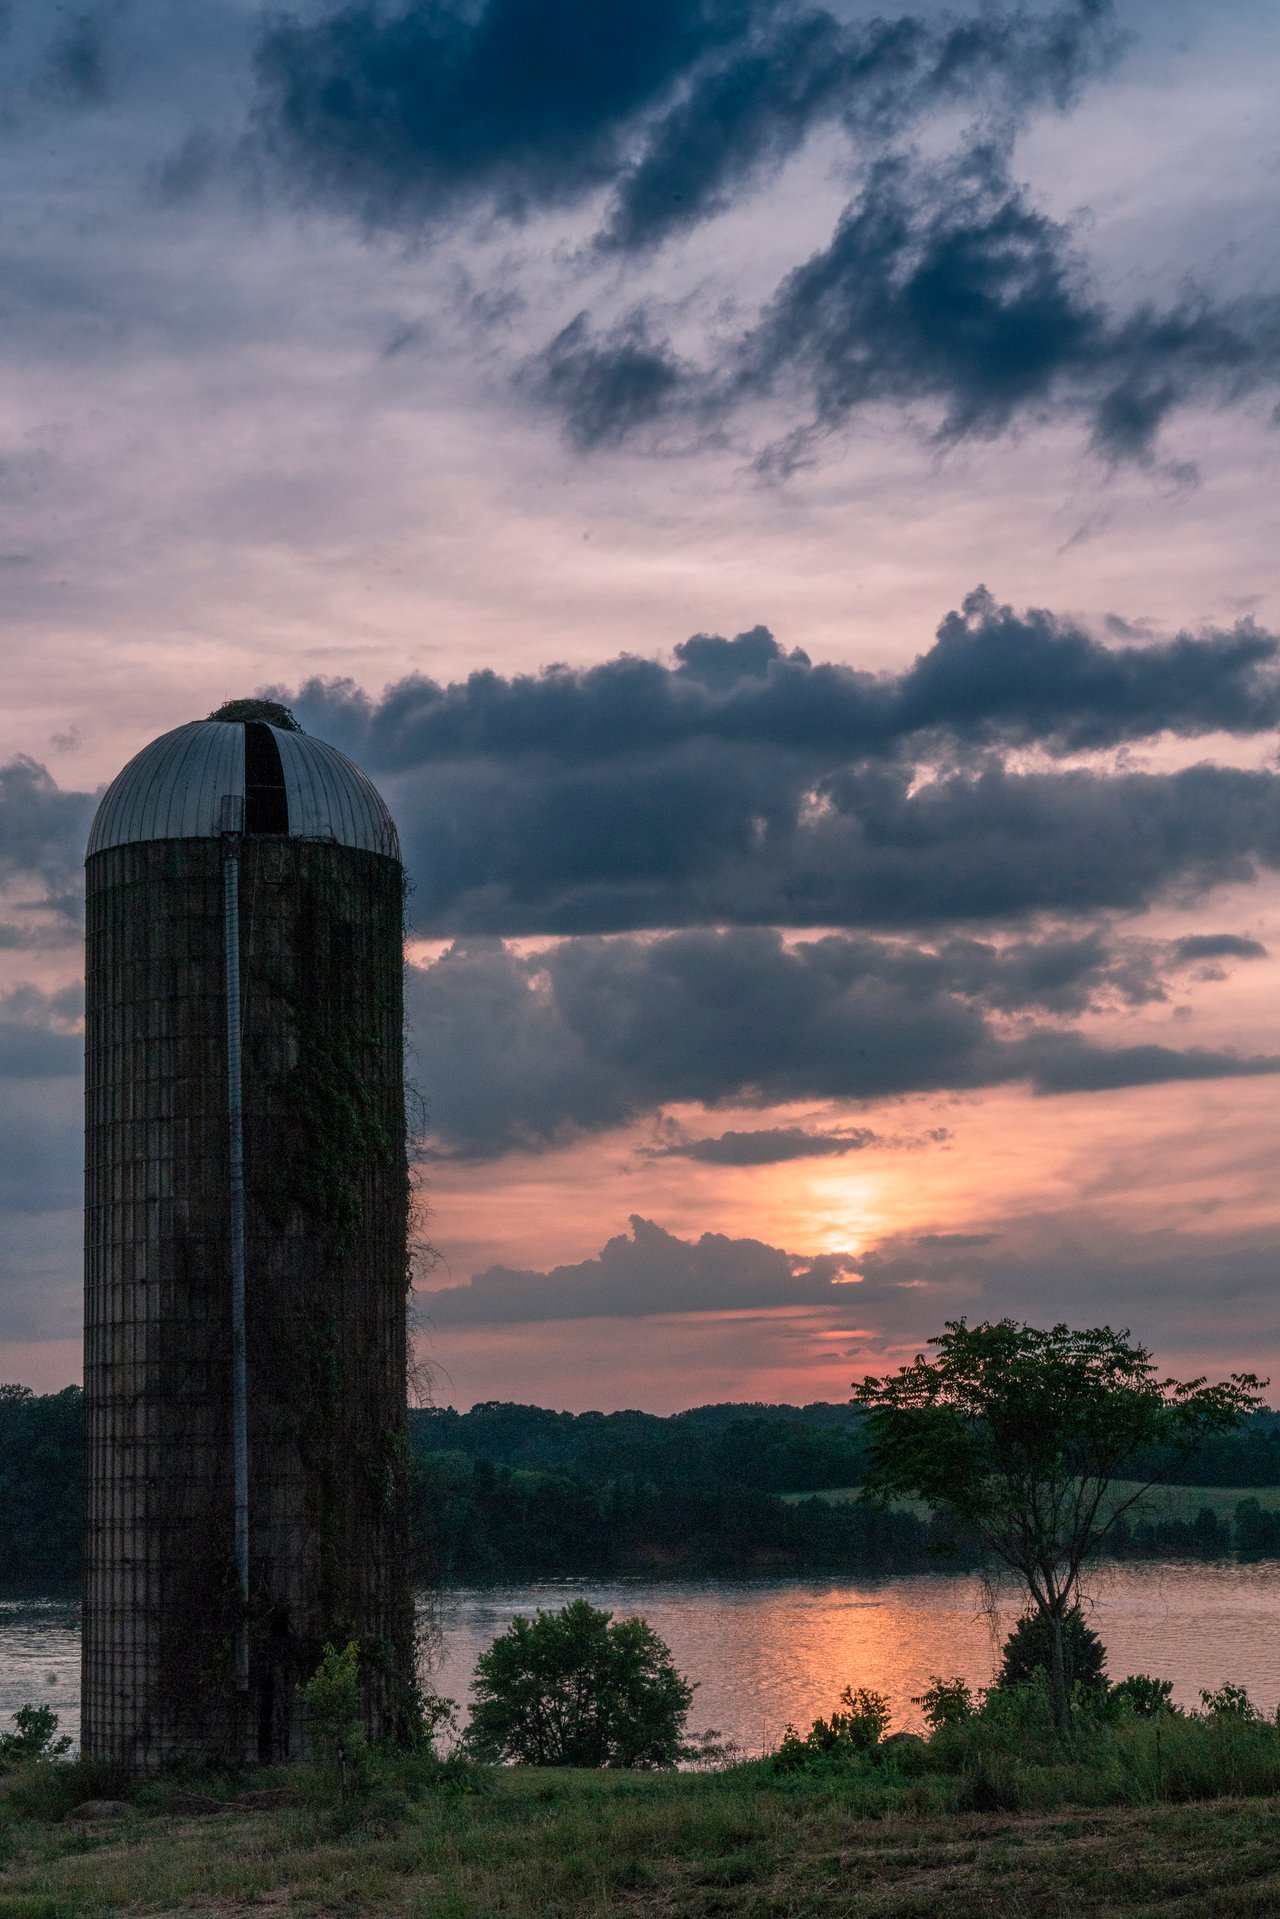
6, 1763, 1280, 1918
782, 1483, 1280, 1524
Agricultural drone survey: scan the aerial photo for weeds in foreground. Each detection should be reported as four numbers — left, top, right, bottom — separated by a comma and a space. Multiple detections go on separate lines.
6, 1675, 1280, 1915
767, 1667, 1280, 1816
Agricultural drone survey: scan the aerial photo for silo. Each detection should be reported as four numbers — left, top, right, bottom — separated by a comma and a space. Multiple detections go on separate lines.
82, 701, 414, 1770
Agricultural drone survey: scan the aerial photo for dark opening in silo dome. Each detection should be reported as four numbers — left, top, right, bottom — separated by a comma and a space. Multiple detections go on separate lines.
208, 699, 302, 731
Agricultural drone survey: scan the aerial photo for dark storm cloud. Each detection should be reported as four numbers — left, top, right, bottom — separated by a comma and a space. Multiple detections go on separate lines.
0, 986, 82, 1080
741, 148, 1280, 467
0, 758, 94, 942
42, 8, 111, 106
253, 0, 765, 227
535, 312, 687, 450
252, 0, 1117, 243
419, 1208, 1280, 1341
248, 0, 1274, 466
602, 0, 1121, 253
295, 589, 1280, 769
0, 759, 93, 884
538, 146, 1280, 460
283, 593, 1280, 936
1171, 933, 1267, 965
420, 1213, 861, 1324
647, 1124, 884, 1164
851, 1216, 1280, 1358
407, 926, 1277, 1158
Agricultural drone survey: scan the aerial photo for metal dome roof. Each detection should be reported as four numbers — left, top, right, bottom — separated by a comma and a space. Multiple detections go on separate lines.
87, 719, 401, 861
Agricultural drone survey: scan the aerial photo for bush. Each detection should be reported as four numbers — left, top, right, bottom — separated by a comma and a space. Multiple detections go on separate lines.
466, 1598, 694, 1767
299, 1642, 372, 1802
1199, 1682, 1258, 1721
913, 1676, 975, 1730
997, 1607, 1107, 1694
0, 1706, 71, 1766
1110, 1675, 1178, 1718
772, 1686, 891, 1772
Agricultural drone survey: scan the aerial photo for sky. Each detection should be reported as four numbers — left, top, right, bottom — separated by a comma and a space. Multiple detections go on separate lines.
2, 0, 1280, 1410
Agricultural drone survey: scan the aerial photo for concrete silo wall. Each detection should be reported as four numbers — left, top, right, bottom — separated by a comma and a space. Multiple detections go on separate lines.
83, 834, 412, 1770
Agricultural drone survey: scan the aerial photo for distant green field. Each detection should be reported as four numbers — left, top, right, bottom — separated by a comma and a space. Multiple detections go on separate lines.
783, 1483, 1280, 1523
1108, 1481, 1280, 1524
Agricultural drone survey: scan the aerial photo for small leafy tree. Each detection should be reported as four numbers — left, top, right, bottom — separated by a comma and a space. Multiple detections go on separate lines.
466, 1598, 693, 1767
299, 1641, 370, 1800
1111, 1674, 1178, 1718
912, 1676, 975, 1730
0, 1704, 71, 1765
855, 1319, 1261, 1732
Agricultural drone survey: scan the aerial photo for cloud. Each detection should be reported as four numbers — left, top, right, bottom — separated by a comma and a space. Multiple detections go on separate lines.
0, 757, 95, 944
13, 588, 1280, 958
537, 145, 1280, 462
0, 985, 83, 1080
293, 590, 1280, 767
252, 0, 767, 228
420, 1212, 861, 1323
601, 0, 1121, 253
252, 0, 1118, 245
645, 1123, 884, 1164
281, 592, 1280, 936
534, 311, 688, 450
41, 7, 112, 106
852, 1214, 1280, 1361
418, 1207, 1280, 1361
0, 758, 94, 887
260, 0, 1273, 474
1171, 933, 1267, 965
408, 926, 1277, 1157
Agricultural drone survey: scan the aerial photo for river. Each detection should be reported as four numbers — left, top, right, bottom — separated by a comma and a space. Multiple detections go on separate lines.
6, 1563, 1280, 1757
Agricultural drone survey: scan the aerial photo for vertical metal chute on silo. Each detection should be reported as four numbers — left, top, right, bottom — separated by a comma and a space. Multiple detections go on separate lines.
82, 702, 413, 1771
218, 792, 250, 1693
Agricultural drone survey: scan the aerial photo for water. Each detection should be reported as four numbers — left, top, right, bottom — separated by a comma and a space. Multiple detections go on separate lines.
425, 1564, 1280, 1753
4, 1566, 1280, 1758
0, 1593, 80, 1752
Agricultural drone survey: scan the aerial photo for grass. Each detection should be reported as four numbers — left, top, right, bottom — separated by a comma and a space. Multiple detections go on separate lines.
1104, 1483, 1280, 1525
7, 1711, 1280, 1917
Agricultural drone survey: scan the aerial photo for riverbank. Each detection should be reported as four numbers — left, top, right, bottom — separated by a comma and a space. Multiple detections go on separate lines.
3, 1765, 1280, 1917
11, 1564, 1280, 1760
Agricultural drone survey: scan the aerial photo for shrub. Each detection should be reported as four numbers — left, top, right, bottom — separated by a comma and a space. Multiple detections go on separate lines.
1199, 1682, 1258, 1721
0, 1706, 71, 1766
772, 1686, 891, 1772
466, 1598, 694, 1767
997, 1607, 1107, 1694
913, 1676, 975, 1730
299, 1642, 371, 1801
1110, 1675, 1178, 1718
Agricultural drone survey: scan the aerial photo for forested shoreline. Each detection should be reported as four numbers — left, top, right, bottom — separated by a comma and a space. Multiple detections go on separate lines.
7, 1384, 1280, 1587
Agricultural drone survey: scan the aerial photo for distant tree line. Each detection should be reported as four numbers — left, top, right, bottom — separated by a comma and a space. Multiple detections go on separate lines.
5, 1385, 1280, 1586
0, 1386, 82, 1584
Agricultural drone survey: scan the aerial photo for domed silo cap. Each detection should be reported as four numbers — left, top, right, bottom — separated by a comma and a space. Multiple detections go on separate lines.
86, 702, 400, 861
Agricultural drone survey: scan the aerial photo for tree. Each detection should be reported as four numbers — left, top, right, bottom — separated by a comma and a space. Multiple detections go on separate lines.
997, 1606, 1106, 1694
299, 1641, 371, 1801
466, 1598, 694, 1767
0, 1704, 71, 1765
854, 1320, 1261, 1732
